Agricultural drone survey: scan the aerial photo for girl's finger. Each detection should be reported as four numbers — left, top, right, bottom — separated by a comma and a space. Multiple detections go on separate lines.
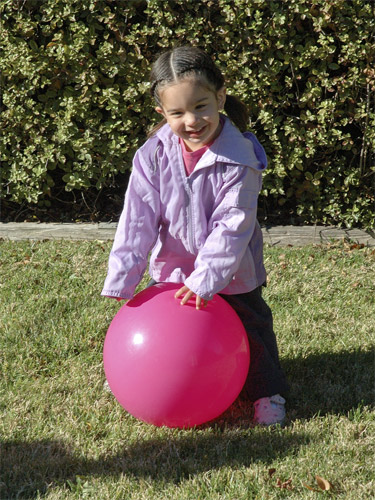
180, 291, 194, 305
175, 285, 189, 299
196, 296, 208, 310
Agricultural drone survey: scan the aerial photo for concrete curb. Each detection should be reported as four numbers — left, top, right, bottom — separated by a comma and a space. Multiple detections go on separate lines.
1, 222, 374, 247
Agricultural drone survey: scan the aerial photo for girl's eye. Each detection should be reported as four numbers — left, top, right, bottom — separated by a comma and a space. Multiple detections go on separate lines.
196, 104, 206, 110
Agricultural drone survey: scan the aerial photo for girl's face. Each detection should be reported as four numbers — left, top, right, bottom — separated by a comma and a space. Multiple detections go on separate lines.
156, 78, 226, 151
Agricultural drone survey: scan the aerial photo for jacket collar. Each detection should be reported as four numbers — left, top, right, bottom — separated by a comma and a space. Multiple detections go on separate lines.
156, 115, 267, 171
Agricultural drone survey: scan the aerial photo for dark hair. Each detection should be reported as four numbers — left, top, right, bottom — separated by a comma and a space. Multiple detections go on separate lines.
148, 46, 249, 136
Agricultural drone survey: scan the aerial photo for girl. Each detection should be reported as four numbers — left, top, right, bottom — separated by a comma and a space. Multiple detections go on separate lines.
102, 46, 289, 426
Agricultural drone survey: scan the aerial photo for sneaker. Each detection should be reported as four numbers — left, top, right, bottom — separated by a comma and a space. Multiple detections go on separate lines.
253, 394, 286, 426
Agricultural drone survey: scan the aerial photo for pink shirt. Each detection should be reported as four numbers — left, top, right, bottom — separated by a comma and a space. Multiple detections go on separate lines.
179, 139, 213, 176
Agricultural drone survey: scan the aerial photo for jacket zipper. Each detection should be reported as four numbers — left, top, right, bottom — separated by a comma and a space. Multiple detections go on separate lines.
186, 177, 195, 254
178, 145, 196, 254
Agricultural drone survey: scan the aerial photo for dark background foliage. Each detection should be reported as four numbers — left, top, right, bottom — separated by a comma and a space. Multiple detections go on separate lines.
1, 0, 374, 227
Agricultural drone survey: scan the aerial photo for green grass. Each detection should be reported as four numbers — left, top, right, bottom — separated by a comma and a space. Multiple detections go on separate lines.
1, 239, 374, 499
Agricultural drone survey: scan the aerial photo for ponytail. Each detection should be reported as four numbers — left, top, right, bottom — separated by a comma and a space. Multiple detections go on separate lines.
224, 95, 249, 132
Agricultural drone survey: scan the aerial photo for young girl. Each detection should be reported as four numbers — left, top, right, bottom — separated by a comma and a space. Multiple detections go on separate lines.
102, 46, 289, 426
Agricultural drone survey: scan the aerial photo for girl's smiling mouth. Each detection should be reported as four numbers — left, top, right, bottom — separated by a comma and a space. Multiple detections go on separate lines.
187, 126, 206, 137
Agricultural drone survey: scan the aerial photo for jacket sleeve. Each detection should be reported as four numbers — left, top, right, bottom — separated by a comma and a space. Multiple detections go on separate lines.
184, 164, 262, 300
101, 143, 161, 299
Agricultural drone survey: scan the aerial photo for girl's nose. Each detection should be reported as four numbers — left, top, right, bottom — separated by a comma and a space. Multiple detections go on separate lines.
185, 112, 199, 127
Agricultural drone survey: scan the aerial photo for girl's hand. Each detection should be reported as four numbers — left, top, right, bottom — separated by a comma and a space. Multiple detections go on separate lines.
175, 286, 208, 310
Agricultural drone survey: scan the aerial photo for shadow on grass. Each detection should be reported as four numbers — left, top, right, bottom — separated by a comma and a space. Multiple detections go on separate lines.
283, 347, 375, 420
2, 348, 373, 498
1, 429, 308, 499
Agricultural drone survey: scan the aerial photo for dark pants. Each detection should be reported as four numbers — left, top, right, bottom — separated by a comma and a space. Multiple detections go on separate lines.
220, 286, 289, 402
148, 280, 289, 402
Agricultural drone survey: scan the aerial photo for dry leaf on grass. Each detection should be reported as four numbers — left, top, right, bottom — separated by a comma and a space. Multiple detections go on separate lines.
267, 468, 293, 490
316, 475, 334, 491
276, 477, 293, 490
303, 475, 334, 492
348, 243, 365, 250
303, 482, 319, 492
268, 468, 276, 478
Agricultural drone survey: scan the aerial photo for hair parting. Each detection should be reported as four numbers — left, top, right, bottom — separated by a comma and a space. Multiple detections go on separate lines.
169, 50, 178, 83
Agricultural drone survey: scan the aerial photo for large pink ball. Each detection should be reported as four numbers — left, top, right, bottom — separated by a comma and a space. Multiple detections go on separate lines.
103, 283, 250, 428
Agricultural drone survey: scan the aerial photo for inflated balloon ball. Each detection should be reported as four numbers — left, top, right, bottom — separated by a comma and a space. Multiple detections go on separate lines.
103, 283, 250, 428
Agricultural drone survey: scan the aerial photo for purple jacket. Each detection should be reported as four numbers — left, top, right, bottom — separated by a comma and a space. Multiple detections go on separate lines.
101, 116, 267, 300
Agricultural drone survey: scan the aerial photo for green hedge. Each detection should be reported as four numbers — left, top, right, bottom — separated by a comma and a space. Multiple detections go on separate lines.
1, 0, 374, 227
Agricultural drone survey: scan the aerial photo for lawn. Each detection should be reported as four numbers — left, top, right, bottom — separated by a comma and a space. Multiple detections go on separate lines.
1, 239, 374, 499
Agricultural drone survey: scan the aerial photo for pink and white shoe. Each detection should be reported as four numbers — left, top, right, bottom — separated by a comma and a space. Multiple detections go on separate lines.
253, 394, 286, 426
